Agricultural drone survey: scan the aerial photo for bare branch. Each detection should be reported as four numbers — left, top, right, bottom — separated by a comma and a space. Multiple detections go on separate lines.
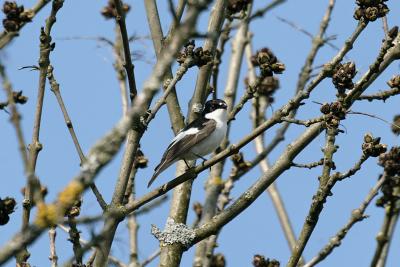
0, 64, 28, 168
287, 125, 339, 267
357, 87, 400, 102
48, 227, 58, 267
280, 116, 325, 127
370, 199, 400, 267
291, 159, 324, 169
249, 0, 286, 21
112, 0, 137, 101
140, 249, 160, 267
304, 176, 387, 267
47, 65, 107, 211
19, 1, 65, 264
0, 0, 51, 49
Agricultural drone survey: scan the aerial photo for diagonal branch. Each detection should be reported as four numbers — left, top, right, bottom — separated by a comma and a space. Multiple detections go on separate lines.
46, 65, 107, 210
0, 0, 51, 49
304, 175, 387, 267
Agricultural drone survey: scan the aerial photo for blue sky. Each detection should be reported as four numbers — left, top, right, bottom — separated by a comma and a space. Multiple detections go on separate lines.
1, 0, 399, 266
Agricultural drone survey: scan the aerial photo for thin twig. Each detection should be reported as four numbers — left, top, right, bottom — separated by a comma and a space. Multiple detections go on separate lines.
304, 176, 387, 267
57, 224, 127, 267
370, 200, 400, 267
291, 159, 324, 169
112, 0, 137, 101
382, 16, 389, 39
144, 0, 186, 135
48, 227, 58, 267
113, 26, 130, 117
228, 76, 262, 121
246, 34, 305, 264
144, 56, 194, 127
211, 20, 232, 99
127, 184, 140, 267
280, 116, 325, 127
357, 87, 400, 102
253, 98, 306, 264
0, 0, 52, 49
287, 125, 339, 267
248, 0, 286, 21
19, 1, 64, 264
140, 249, 161, 267
134, 195, 168, 216
0, 64, 28, 167
67, 217, 83, 265
344, 26, 399, 106
47, 65, 107, 211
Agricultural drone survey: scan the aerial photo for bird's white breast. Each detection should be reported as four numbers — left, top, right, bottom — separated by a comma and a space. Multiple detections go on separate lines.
189, 109, 228, 158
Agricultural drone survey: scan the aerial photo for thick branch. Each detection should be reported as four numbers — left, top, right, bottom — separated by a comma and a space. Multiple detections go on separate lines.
160, 0, 227, 265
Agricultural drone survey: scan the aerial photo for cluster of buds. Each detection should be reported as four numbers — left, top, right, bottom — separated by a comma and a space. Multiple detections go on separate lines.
331, 62, 356, 94
362, 133, 387, 157
2, 1, 32, 32
231, 152, 251, 173
0, 90, 28, 111
392, 114, 400, 136
176, 40, 213, 68
376, 147, 400, 207
227, 0, 252, 14
210, 253, 226, 267
252, 254, 280, 267
245, 76, 280, 103
0, 197, 16, 225
251, 48, 285, 77
12, 90, 28, 104
387, 74, 400, 88
134, 149, 148, 168
320, 101, 346, 128
379, 146, 400, 176
101, 0, 130, 19
64, 199, 82, 218
375, 173, 400, 208
354, 0, 389, 22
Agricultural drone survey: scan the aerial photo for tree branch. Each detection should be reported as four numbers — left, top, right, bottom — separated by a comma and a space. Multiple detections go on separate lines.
112, 0, 137, 101
304, 175, 387, 267
0, 0, 51, 49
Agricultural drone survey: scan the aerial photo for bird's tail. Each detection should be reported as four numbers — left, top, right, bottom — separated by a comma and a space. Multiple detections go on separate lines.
147, 160, 173, 187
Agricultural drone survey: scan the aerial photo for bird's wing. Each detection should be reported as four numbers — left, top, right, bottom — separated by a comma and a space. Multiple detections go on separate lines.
148, 119, 216, 187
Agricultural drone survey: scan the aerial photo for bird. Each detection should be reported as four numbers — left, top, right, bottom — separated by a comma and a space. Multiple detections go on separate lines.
148, 99, 228, 187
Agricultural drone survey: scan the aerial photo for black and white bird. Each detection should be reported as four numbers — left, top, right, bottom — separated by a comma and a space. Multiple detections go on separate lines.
148, 99, 228, 187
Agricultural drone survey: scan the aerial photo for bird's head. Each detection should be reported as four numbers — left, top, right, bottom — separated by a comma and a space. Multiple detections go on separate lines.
202, 99, 228, 116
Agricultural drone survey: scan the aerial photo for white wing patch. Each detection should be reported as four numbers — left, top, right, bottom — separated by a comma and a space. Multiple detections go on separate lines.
170, 127, 200, 146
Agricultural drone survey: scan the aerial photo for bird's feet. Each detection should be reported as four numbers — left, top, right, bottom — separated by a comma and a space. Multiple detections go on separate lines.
192, 153, 209, 169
